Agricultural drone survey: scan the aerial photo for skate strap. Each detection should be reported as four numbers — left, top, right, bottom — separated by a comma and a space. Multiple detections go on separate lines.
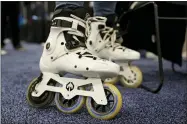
51, 19, 85, 34
64, 32, 86, 50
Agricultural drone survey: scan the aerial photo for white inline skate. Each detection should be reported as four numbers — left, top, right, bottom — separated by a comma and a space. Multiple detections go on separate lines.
85, 16, 143, 88
26, 8, 122, 120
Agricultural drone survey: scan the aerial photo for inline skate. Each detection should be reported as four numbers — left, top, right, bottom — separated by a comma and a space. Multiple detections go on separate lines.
85, 16, 143, 88
26, 8, 122, 120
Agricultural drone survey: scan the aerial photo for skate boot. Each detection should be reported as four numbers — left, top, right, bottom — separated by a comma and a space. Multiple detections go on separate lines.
26, 7, 122, 120
85, 16, 143, 88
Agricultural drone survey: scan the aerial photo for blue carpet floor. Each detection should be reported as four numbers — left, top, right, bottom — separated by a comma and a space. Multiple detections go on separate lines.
1, 42, 187, 124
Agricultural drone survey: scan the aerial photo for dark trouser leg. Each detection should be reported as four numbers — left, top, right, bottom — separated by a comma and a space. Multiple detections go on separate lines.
9, 2, 21, 49
1, 2, 7, 48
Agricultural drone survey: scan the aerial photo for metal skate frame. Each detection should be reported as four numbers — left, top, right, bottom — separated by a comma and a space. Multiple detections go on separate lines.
32, 72, 108, 105
119, 2, 187, 93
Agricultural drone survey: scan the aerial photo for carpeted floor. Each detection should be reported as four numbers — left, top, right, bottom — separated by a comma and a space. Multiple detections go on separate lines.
1, 42, 187, 124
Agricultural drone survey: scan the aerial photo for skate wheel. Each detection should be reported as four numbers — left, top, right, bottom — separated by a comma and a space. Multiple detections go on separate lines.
104, 77, 119, 85
120, 66, 143, 88
55, 87, 85, 114
26, 77, 55, 108
86, 83, 122, 120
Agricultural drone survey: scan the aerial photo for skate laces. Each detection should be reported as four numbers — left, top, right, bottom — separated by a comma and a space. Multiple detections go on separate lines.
86, 17, 124, 52
70, 14, 86, 24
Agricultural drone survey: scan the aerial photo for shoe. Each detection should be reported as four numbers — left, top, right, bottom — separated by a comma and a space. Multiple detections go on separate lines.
1, 49, 7, 55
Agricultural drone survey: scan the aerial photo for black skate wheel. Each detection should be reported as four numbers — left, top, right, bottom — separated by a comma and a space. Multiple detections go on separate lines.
55, 87, 85, 114
26, 77, 55, 108
86, 83, 122, 120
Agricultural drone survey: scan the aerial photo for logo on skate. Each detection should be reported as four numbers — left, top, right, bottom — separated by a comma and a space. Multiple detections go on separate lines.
66, 82, 74, 91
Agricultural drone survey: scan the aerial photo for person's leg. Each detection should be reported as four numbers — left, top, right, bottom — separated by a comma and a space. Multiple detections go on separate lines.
1, 2, 6, 49
55, 1, 84, 9
93, 2, 117, 16
93, 2, 117, 27
53, 2, 88, 20
9, 2, 24, 50
1, 2, 8, 55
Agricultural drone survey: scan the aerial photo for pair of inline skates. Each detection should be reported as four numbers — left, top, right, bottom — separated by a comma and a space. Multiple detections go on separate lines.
26, 7, 143, 120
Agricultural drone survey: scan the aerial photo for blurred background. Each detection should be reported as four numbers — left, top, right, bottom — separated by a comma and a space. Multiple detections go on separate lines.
1, 1, 186, 62
1, 2, 55, 48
